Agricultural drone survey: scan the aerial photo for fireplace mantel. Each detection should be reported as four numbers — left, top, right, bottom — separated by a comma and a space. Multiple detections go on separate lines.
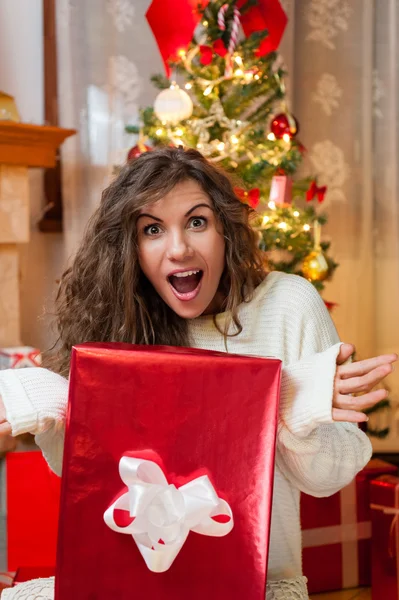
0, 121, 75, 168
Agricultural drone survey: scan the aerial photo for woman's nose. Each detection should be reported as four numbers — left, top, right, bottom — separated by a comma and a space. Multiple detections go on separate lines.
166, 232, 194, 261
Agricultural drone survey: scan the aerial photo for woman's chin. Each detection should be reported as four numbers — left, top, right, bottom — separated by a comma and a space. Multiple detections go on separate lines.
168, 300, 208, 320
161, 292, 210, 320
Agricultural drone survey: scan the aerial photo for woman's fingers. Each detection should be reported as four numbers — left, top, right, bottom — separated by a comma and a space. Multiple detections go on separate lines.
332, 408, 368, 423
337, 363, 394, 395
333, 348, 396, 424
339, 353, 397, 379
336, 343, 356, 366
334, 388, 388, 412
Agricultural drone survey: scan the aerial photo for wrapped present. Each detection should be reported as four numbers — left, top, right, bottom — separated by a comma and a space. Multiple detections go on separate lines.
301, 458, 398, 593
0, 347, 41, 370
370, 474, 399, 600
269, 175, 292, 206
55, 343, 281, 600
0, 451, 61, 571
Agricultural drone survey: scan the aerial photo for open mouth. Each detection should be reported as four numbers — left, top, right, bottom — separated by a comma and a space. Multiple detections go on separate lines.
168, 270, 203, 300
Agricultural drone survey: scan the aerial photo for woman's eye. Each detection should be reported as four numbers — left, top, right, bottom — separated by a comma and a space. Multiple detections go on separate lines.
189, 217, 207, 229
144, 224, 161, 236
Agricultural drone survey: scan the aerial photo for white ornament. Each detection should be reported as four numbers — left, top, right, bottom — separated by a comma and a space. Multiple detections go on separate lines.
154, 86, 193, 125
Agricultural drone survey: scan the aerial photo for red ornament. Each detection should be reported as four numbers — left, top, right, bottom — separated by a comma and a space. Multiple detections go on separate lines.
234, 186, 260, 209
306, 180, 327, 203
270, 113, 299, 139
127, 144, 151, 161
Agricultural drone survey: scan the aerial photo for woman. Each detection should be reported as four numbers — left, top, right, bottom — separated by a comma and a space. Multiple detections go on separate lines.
0, 147, 396, 599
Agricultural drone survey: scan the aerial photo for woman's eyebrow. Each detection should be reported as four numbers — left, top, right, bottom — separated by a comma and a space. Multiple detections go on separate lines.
185, 203, 213, 217
136, 213, 163, 223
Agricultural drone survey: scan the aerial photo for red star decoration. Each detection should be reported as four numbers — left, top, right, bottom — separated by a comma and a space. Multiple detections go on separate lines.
146, 0, 287, 74
237, 0, 288, 56
146, 0, 210, 75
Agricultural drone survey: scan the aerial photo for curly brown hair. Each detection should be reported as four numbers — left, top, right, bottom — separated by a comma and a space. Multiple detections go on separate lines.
48, 147, 265, 375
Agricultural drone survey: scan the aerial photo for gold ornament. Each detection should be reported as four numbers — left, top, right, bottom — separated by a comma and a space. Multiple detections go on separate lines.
302, 221, 329, 282
302, 249, 329, 282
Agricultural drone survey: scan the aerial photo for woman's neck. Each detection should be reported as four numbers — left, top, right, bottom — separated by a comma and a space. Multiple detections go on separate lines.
201, 290, 226, 316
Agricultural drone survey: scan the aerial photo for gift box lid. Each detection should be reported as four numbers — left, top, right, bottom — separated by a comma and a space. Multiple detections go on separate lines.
56, 343, 282, 600
364, 459, 398, 476
370, 474, 399, 505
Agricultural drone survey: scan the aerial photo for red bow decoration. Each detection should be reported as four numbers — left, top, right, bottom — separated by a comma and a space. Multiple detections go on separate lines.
234, 187, 260, 208
146, 0, 287, 75
199, 39, 228, 65
306, 180, 327, 203
8, 350, 41, 368
324, 300, 338, 312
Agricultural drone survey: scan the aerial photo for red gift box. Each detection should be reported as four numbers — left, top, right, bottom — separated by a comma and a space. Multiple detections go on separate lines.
370, 474, 399, 600
269, 175, 292, 206
55, 343, 281, 600
1, 452, 61, 571
301, 458, 397, 593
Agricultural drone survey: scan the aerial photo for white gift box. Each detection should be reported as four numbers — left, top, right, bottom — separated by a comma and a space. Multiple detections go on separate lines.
0, 347, 41, 370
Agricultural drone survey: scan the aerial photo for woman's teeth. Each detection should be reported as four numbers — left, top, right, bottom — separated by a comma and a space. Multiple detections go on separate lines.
173, 270, 200, 278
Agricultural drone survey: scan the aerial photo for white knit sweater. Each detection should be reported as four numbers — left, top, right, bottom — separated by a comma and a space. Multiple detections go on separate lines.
0, 272, 372, 599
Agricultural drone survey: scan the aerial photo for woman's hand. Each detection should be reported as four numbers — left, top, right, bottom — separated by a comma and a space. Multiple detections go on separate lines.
0, 395, 11, 436
333, 344, 397, 423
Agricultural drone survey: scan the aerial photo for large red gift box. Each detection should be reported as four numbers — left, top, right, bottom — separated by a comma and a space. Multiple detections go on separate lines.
1, 452, 60, 571
55, 343, 281, 600
370, 474, 399, 600
301, 458, 397, 593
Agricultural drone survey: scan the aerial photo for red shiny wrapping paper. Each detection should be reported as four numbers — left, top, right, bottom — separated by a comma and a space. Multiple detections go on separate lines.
55, 343, 281, 600
301, 459, 397, 593
370, 475, 399, 600
6, 452, 60, 570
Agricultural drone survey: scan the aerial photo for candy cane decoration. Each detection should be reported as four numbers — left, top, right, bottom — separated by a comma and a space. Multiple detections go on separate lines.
217, 4, 241, 55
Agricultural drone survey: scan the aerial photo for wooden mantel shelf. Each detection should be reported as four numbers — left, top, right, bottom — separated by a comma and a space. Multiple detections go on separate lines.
0, 121, 76, 168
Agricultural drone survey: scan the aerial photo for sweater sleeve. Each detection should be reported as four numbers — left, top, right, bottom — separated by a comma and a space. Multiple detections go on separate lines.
1, 577, 55, 599
0, 367, 68, 476
275, 277, 372, 498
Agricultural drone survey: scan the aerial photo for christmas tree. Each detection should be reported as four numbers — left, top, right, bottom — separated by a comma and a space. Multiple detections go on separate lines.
124, 0, 390, 438
126, 0, 338, 293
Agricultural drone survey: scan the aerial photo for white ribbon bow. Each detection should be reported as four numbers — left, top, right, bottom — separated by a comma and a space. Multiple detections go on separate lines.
103, 456, 234, 573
